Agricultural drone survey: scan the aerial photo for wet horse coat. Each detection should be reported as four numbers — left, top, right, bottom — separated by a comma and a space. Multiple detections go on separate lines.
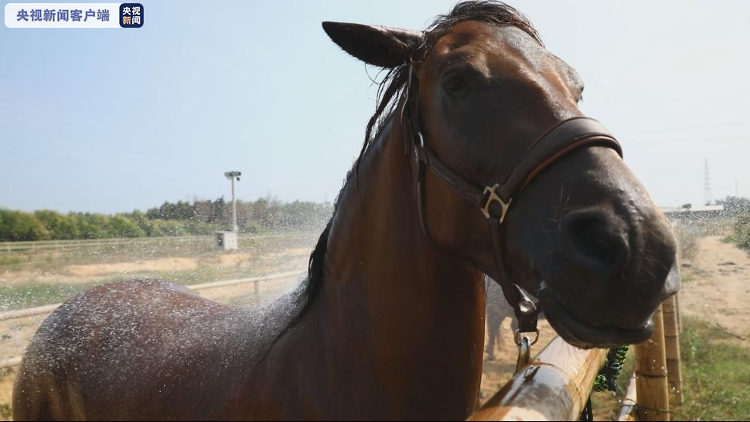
14, 2, 678, 420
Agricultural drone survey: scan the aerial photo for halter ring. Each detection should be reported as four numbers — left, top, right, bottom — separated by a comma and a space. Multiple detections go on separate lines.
514, 328, 540, 347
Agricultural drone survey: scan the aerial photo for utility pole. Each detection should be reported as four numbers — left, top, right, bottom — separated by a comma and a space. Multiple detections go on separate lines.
224, 171, 241, 232
703, 159, 712, 206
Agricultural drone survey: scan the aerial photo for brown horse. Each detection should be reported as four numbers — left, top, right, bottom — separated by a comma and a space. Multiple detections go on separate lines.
14, 2, 678, 420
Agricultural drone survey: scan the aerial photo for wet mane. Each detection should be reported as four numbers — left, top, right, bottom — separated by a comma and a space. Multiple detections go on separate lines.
301, 0, 542, 318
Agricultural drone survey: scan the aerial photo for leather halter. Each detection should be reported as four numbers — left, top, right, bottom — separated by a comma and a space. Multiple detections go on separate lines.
402, 66, 623, 334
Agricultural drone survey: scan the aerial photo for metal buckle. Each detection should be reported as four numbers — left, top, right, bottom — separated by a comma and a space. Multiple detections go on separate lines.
481, 184, 512, 224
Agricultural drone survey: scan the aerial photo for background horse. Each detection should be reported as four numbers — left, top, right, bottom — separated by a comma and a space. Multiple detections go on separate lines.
484, 278, 515, 361
14, 2, 677, 420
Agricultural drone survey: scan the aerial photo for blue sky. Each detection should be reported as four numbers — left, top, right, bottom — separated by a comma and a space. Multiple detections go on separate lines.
2, 1, 749, 213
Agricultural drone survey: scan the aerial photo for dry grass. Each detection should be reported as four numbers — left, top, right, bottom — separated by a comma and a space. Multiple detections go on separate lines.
0, 233, 317, 312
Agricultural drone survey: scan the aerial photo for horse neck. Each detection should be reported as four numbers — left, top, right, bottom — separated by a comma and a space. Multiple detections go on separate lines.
311, 118, 487, 417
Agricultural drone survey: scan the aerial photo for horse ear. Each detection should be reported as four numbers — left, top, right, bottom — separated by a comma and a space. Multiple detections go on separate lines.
322, 21, 423, 68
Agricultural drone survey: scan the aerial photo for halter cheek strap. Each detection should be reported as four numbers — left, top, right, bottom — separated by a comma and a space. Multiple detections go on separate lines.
402, 66, 623, 336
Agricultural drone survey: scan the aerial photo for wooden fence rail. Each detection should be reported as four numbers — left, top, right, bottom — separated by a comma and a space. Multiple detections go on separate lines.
469, 338, 607, 421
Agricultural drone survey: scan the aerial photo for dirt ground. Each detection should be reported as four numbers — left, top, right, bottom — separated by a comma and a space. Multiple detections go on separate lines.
680, 236, 750, 342
2, 257, 199, 286
1, 236, 748, 420
66, 257, 199, 278
1, 248, 312, 287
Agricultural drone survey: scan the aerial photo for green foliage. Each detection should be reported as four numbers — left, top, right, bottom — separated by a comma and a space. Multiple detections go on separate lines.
0, 197, 332, 242
673, 317, 750, 420
73, 213, 110, 239
108, 215, 146, 238
145, 196, 332, 232
34, 210, 80, 239
154, 219, 189, 237
0, 209, 51, 241
592, 346, 629, 392
730, 213, 750, 249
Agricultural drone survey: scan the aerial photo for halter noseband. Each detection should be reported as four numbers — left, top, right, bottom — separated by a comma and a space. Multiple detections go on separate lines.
402, 65, 623, 336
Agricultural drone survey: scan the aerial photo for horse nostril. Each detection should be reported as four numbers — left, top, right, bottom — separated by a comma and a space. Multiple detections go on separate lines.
562, 209, 630, 274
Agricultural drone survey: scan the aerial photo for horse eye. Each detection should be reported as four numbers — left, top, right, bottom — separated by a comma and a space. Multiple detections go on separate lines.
443, 73, 470, 94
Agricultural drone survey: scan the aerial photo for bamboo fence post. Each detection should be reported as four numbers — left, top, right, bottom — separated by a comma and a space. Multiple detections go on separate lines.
635, 303, 670, 421
663, 295, 683, 405
675, 292, 682, 333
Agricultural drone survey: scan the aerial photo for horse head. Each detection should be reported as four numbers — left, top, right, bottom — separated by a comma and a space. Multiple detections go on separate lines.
324, 1, 677, 349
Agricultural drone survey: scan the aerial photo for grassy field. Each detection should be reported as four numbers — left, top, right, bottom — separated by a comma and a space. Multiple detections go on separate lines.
0, 232, 317, 271
0, 231, 319, 312
673, 317, 750, 420
588, 316, 750, 421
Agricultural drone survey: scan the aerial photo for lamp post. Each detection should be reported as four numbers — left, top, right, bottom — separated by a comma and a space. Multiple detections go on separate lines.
224, 171, 241, 232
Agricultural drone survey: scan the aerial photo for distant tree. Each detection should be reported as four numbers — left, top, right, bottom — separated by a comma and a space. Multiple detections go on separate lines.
108, 216, 146, 238
72, 213, 110, 239
174, 201, 194, 220
209, 197, 227, 225
145, 205, 162, 220
0, 197, 333, 242
0, 209, 51, 241
154, 219, 188, 237
192, 200, 213, 223
34, 210, 80, 240
716, 196, 750, 214
129, 211, 158, 237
